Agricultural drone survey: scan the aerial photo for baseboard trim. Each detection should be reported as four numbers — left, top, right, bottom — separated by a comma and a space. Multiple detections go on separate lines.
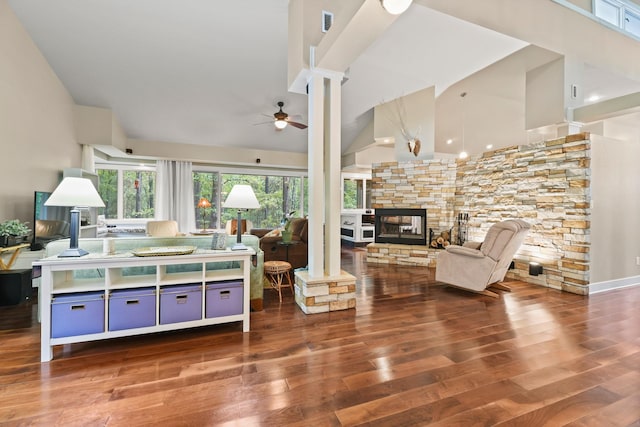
589, 275, 640, 295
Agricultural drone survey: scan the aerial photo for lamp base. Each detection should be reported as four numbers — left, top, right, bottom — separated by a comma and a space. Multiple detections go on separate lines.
231, 243, 248, 251
57, 247, 89, 258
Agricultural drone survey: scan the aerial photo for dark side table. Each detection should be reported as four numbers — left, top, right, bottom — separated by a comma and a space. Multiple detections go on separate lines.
277, 240, 299, 263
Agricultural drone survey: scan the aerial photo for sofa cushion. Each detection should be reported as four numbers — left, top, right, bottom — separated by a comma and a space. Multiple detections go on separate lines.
289, 218, 307, 237
263, 228, 282, 238
299, 220, 308, 243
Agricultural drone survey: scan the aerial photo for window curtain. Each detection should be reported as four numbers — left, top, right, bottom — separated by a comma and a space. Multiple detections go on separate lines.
155, 160, 196, 233
81, 145, 95, 173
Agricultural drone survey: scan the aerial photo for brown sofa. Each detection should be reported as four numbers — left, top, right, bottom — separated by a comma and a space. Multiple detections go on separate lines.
251, 217, 308, 269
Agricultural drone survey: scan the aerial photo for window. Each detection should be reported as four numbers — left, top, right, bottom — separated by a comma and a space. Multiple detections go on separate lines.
123, 170, 155, 218
96, 166, 156, 220
98, 164, 306, 227
97, 169, 118, 219
594, 0, 640, 37
219, 174, 304, 229
625, 9, 640, 37
193, 171, 219, 229
595, 0, 621, 25
342, 174, 371, 210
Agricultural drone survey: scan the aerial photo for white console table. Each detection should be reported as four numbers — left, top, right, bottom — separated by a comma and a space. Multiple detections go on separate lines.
35, 248, 254, 362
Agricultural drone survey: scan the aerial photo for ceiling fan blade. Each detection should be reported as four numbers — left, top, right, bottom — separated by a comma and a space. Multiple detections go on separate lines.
252, 120, 274, 126
288, 121, 308, 129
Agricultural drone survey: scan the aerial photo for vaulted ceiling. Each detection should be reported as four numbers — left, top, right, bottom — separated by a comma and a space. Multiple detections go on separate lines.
8, 0, 640, 159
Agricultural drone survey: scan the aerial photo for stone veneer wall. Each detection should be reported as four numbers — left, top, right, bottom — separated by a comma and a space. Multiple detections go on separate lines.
367, 133, 591, 295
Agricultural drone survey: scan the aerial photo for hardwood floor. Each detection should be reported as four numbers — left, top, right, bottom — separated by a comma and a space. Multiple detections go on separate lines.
0, 247, 639, 426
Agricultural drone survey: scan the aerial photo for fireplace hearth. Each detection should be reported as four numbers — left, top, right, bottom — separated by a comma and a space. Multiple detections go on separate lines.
374, 208, 427, 245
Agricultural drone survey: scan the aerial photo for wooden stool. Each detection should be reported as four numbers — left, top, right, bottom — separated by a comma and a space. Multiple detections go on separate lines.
264, 261, 293, 303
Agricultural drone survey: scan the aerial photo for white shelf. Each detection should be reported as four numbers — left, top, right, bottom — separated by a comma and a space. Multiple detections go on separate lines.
159, 270, 203, 285
35, 250, 254, 362
205, 268, 243, 282
108, 274, 157, 289
52, 269, 105, 293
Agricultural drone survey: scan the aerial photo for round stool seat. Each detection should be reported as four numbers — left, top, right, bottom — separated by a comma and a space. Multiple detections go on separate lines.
264, 261, 293, 303
264, 260, 292, 274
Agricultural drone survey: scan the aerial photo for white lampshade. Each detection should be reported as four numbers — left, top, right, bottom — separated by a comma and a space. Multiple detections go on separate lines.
45, 177, 105, 207
223, 185, 260, 210
274, 119, 288, 130
380, 0, 412, 15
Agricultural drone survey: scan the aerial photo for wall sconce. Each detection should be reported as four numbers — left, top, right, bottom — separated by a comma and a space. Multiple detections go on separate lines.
529, 262, 543, 276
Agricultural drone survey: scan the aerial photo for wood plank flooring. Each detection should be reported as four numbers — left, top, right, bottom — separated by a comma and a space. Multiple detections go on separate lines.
0, 247, 639, 426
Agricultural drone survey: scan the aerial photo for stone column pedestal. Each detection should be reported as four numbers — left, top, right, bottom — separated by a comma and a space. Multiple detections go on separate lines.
294, 270, 356, 314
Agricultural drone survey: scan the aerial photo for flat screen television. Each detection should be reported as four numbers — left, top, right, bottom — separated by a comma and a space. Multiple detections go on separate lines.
32, 191, 72, 249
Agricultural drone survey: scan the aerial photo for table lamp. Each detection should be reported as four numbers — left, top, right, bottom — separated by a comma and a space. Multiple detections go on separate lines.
222, 184, 259, 250
44, 177, 105, 257
197, 197, 212, 232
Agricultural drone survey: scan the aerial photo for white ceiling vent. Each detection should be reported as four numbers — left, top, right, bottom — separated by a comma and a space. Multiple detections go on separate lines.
322, 10, 333, 33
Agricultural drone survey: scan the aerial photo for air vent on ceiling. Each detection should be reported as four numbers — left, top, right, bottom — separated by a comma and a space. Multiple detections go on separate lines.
322, 10, 333, 33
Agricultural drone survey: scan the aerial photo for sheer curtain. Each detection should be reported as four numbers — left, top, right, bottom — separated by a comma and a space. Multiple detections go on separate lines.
155, 160, 196, 233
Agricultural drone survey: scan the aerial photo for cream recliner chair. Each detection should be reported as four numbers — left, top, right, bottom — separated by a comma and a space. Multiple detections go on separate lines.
435, 219, 530, 297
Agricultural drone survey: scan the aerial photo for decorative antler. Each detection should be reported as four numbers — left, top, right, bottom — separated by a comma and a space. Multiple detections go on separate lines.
386, 98, 422, 157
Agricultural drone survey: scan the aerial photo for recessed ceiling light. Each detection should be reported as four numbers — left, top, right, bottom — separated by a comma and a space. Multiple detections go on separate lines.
587, 95, 600, 103
446, 139, 453, 145
486, 144, 493, 150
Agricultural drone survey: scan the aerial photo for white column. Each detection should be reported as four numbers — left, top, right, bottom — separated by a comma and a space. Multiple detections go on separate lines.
325, 72, 342, 276
567, 121, 583, 135
307, 71, 325, 277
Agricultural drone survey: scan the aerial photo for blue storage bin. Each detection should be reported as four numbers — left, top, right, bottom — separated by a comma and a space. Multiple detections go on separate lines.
51, 291, 105, 338
205, 280, 243, 318
109, 287, 156, 331
160, 283, 202, 324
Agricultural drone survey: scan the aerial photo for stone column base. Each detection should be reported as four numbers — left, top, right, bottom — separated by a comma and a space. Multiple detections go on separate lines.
294, 269, 356, 314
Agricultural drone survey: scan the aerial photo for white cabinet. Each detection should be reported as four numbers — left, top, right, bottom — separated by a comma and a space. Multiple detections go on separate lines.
341, 210, 375, 244
35, 249, 253, 362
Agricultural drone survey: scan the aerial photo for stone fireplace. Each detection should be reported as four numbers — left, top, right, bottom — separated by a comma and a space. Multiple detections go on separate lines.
366, 134, 592, 295
375, 208, 427, 245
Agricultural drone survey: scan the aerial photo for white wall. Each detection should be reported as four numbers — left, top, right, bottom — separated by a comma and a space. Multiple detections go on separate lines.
0, 0, 80, 223
590, 134, 640, 282
374, 86, 435, 161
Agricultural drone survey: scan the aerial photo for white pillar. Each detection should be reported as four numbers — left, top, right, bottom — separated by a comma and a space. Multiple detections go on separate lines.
325, 72, 342, 276
307, 71, 325, 277
307, 68, 344, 279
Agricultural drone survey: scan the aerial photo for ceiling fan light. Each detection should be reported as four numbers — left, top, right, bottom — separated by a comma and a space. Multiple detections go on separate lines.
274, 119, 287, 130
380, 0, 413, 15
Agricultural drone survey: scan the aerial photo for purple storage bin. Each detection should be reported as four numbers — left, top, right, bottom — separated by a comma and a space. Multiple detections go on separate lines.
109, 287, 156, 331
159, 283, 202, 324
205, 280, 243, 318
51, 291, 105, 338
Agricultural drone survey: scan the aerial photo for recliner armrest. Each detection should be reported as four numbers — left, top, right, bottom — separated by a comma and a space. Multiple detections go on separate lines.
445, 245, 485, 258
462, 241, 482, 249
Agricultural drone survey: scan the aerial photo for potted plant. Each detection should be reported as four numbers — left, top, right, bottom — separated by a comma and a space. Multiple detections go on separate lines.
0, 219, 31, 247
